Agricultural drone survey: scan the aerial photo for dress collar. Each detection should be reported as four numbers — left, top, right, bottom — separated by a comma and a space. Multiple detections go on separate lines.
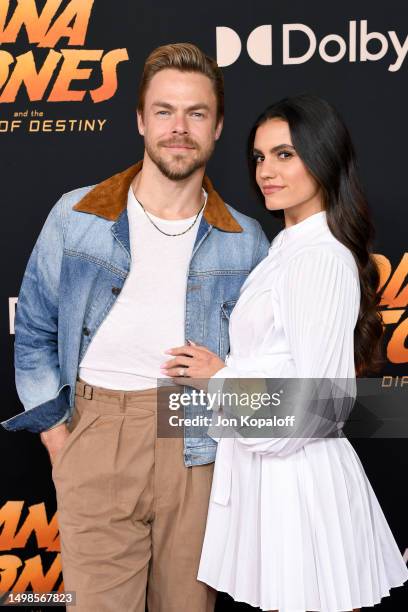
284, 210, 327, 237
270, 211, 328, 250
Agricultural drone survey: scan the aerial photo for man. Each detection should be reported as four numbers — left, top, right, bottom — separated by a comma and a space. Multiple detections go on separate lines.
2, 43, 269, 611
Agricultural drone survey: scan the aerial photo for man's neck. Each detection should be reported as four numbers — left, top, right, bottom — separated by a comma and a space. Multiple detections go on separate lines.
131, 154, 206, 220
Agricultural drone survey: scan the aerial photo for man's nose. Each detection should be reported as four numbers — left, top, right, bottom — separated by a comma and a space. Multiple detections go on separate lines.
172, 113, 188, 134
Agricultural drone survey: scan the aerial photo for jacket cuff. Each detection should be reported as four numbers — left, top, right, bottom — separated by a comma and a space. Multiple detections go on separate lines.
41, 411, 70, 432
1, 385, 71, 433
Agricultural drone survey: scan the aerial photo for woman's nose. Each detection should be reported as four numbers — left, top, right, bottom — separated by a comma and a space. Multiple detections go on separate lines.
259, 160, 278, 179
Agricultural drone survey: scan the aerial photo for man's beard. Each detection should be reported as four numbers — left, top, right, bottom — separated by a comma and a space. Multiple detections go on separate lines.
145, 136, 215, 181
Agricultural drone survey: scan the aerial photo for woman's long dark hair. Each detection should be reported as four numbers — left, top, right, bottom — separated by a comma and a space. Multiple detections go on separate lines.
248, 94, 383, 375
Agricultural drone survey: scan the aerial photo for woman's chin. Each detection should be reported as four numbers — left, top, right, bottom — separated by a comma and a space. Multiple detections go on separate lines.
264, 201, 285, 212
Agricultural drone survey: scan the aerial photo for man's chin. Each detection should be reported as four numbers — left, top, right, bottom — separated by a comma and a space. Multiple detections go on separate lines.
156, 159, 204, 182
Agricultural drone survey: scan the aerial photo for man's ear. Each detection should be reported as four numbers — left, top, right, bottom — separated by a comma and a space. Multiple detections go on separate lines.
215, 117, 224, 141
137, 109, 145, 136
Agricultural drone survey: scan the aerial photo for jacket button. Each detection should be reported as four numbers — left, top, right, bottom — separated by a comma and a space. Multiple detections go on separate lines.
112, 286, 121, 296
83, 327, 90, 336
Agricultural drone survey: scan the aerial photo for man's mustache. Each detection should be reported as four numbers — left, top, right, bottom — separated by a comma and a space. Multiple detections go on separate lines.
159, 138, 198, 149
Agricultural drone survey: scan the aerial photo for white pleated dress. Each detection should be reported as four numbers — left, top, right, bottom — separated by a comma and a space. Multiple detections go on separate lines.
197, 211, 408, 611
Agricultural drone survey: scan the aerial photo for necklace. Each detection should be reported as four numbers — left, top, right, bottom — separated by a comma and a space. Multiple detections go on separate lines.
137, 194, 206, 237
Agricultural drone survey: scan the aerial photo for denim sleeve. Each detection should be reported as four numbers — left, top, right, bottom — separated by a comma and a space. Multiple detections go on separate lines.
43, 413, 69, 430
13, 196, 69, 424
251, 222, 270, 269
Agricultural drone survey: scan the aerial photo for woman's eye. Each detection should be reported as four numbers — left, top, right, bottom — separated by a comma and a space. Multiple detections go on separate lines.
278, 150, 293, 159
253, 154, 264, 164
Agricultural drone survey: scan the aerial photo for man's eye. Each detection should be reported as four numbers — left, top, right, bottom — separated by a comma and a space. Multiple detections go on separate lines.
157, 110, 170, 116
191, 112, 204, 118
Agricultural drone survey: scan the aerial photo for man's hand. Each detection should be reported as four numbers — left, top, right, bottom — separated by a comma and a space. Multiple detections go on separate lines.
40, 423, 70, 466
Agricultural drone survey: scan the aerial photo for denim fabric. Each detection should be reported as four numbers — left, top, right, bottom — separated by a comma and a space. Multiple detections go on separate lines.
2, 180, 270, 466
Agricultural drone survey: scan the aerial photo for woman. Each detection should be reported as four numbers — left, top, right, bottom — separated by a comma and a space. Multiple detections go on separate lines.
161, 95, 408, 611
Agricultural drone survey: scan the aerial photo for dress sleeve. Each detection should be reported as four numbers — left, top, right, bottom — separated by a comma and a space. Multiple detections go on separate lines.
280, 247, 359, 378
228, 247, 360, 456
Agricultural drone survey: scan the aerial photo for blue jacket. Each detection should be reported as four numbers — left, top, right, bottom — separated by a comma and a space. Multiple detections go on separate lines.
2, 162, 270, 466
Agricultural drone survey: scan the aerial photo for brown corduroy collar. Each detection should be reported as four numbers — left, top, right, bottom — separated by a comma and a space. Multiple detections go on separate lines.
73, 161, 243, 233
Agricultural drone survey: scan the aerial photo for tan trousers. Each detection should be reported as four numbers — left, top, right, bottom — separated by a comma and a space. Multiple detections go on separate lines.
52, 381, 216, 612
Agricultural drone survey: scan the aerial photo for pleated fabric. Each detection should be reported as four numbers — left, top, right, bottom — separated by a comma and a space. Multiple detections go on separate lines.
198, 211, 408, 611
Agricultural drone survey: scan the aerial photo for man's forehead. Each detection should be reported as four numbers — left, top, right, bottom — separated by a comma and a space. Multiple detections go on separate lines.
146, 69, 216, 98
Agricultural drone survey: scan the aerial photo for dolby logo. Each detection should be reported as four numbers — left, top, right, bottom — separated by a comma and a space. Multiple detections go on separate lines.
216, 20, 408, 72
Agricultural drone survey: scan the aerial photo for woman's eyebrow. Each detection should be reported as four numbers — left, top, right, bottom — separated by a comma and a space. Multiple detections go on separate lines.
253, 144, 295, 154
271, 144, 295, 151
270, 143, 295, 151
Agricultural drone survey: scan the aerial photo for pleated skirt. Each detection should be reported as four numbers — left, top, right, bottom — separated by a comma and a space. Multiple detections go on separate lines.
197, 438, 408, 611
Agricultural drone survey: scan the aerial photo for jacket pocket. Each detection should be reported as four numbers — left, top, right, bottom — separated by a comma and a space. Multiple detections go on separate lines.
219, 300, 237, 359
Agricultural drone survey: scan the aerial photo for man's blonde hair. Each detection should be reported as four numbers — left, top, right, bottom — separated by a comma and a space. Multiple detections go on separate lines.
138, 43, 224, 123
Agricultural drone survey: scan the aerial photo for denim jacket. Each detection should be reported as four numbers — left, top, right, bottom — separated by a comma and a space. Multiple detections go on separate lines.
1, 162, 270, 466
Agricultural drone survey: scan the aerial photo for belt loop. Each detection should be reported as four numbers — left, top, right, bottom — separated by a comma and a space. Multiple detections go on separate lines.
84, 384, 93, 400
119, 391, 126, 412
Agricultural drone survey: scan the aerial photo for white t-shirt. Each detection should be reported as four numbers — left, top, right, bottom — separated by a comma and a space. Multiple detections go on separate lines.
78, 187, 205, 390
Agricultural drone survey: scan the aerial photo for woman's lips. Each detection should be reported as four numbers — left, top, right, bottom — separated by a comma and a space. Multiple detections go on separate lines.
262, 185, 285, 194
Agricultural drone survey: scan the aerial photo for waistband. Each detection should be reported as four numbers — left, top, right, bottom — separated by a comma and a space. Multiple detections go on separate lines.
75, 379, 159, 409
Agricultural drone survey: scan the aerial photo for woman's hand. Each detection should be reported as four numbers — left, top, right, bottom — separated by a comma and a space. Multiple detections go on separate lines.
161, 341, 225, 380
